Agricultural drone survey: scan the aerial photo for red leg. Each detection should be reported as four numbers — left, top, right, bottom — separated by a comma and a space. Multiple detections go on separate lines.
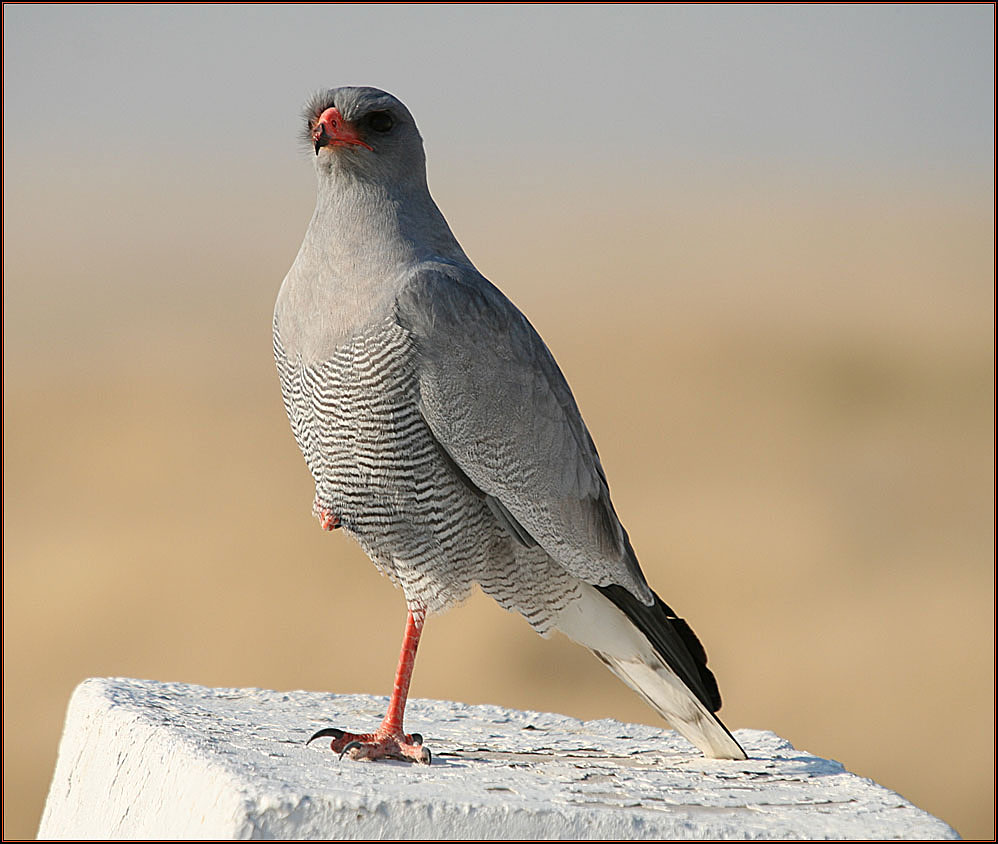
381, 605, 424, 735
308, 606, 431, 764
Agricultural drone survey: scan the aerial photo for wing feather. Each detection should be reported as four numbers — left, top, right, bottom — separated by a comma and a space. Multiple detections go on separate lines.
395, 264, 652, 602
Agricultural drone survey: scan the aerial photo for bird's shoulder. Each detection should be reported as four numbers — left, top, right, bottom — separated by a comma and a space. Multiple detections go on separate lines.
395, 261, 527, 344
395, 261, 573, 396
395, 262, 590, 449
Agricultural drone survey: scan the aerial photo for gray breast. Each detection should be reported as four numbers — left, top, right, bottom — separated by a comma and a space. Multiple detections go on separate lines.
273, 316, 579, 630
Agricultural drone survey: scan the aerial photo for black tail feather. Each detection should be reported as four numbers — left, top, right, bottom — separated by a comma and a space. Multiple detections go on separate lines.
594, 584, 723, 713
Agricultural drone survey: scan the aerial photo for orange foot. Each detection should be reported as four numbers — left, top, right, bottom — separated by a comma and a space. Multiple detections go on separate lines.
307, 727, 431, 765
312, 496, 341, 531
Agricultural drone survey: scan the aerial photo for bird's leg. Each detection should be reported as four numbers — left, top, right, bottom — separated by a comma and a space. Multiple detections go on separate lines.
307, 605, 431, 764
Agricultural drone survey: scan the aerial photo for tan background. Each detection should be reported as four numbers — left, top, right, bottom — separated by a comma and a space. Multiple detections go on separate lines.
4, 5, 994, 839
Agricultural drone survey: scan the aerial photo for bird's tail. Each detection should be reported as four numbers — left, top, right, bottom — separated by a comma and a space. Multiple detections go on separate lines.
554, 582, 747, 760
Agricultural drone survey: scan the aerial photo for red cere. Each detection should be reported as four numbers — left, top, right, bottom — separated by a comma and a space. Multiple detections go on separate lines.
312, 107, 373, 152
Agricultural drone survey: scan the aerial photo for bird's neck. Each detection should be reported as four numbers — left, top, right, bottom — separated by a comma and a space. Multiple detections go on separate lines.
277, 169, 469, 361
299, 170, 468, 281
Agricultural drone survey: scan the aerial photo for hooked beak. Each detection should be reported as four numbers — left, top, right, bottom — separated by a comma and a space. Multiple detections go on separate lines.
312, 107, 373, 155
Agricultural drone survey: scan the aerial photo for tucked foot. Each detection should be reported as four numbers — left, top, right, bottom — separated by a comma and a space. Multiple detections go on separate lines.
307, 726, 431, 765
312, 496, 341, 531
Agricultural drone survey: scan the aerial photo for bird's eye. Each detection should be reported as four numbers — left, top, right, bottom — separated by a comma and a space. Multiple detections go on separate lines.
367, 111, 394, 133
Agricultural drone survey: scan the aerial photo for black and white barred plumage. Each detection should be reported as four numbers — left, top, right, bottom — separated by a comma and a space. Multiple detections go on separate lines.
274, 316, 578, 629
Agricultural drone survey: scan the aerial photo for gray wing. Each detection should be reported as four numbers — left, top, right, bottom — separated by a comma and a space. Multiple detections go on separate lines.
395, 263, 652, 604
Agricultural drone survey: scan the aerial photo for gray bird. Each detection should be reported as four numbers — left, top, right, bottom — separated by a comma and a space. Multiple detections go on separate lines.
274, 86, 746, 765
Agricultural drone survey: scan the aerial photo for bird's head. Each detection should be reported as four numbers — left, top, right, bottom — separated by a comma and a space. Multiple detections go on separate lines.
303, 86, 426, 188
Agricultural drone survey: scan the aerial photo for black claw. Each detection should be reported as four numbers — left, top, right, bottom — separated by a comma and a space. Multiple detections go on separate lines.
409, 732, 423, 746
422, 748, 432, 765
339, 740, 363, 760
306, 727, 344, 746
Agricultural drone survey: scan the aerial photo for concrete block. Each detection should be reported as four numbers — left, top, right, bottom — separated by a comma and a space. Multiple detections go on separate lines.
39, 678, 958, 839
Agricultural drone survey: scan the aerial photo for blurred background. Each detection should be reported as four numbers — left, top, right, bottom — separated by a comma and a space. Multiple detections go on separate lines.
3, 5, 994, 839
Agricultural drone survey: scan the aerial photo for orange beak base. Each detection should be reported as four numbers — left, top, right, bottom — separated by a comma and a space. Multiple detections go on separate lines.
312, 107, 373, 154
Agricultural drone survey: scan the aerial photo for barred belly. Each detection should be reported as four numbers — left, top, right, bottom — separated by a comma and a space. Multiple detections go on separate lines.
274, 317, 578, 630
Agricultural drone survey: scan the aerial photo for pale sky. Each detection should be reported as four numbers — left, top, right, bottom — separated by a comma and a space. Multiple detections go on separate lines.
4, 4, 994, 180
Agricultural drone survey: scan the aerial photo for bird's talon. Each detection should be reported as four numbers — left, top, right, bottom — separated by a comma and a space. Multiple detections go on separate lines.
339, 740, 364, 760
409, 732, 423, 746
307, 727, 345, 746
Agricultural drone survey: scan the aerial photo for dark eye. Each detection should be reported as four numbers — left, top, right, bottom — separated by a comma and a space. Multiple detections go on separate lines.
367, 110, 394, 133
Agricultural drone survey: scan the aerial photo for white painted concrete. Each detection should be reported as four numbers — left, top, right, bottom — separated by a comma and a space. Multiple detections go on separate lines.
39, 678, 958, 839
